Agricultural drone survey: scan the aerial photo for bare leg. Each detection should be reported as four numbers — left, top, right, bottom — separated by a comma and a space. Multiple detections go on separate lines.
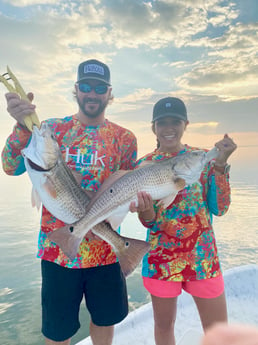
151, 295, 178, 345
193, 292, 228, 331
45, 337, 71, 345
89, 321, 114, 345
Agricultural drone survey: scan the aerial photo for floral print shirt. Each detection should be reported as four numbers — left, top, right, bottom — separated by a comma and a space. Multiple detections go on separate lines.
137, 146, 230, 282
1, 116, 137, 268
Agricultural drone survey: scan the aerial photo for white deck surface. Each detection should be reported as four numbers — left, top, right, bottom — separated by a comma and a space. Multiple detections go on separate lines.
76, 265, 258, 345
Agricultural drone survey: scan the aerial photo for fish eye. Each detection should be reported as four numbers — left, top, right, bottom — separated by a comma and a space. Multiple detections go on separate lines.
125, 241, 130, 247
51, 133, 57, 141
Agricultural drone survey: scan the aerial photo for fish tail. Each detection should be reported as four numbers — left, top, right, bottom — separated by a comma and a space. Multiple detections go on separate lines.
47, 226, 82, 261
115, 236, 151, 277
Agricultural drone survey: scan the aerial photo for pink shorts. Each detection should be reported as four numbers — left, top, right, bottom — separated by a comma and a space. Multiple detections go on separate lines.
143, 275, 224, 299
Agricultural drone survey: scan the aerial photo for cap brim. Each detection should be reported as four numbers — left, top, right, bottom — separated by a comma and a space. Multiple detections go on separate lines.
152, 112, 187, 122
77, 76, 111, 86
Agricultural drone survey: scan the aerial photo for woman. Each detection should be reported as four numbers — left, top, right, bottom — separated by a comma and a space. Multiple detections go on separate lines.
131, 97, 237, 345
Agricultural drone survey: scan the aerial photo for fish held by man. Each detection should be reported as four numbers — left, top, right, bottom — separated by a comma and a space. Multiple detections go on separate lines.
48, 147, 219, 260
21, 122, 150, 277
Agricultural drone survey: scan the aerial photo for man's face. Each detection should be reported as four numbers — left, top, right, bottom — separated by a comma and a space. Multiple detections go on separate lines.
75, 79, 112, 118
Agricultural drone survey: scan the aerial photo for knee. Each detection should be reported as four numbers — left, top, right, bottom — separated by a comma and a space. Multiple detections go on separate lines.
155, 317, 176, 331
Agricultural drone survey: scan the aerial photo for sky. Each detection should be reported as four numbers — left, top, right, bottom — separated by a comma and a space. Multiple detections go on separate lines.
0, 0, 257, 177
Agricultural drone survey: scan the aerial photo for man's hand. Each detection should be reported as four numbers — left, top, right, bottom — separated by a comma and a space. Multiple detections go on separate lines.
5, 92, 36, 128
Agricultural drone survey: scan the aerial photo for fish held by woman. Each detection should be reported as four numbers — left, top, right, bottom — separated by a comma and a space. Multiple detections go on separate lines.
48, 145, 219, 261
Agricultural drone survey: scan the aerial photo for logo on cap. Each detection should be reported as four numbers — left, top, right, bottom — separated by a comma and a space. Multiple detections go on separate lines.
84, 64, 104, 76
165, 103, 172, 108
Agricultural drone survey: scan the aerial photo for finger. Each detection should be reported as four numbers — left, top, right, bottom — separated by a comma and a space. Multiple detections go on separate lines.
7, 99, 35, 115
27, 92, 34, 102
145, 192, 153, 205
136, 191, 147, 210
140, 192, 153, 210
5, 92, 20, 101
129, 201, 137, 213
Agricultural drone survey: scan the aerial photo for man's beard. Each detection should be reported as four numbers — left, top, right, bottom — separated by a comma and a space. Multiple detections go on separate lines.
77, 96, 108, 118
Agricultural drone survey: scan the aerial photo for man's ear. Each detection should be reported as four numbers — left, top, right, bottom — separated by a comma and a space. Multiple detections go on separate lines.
151, 123, 156, 134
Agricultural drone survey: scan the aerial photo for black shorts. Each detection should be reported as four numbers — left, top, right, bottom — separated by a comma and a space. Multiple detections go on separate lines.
41, 260, 128, 342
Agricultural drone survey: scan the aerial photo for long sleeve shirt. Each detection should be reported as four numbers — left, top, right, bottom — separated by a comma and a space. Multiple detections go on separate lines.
1, 115, 137, 268
137, 146, 230, 282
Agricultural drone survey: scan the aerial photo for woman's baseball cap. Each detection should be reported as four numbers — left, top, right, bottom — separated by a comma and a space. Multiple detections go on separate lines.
152, 97, 188, 122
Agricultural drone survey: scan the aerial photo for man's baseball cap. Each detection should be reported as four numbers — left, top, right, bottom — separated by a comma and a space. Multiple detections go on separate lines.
77, 59, 111, 85
152, 97, 188, 122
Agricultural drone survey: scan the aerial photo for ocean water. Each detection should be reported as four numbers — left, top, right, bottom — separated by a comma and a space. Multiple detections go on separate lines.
0, 170, 258, 345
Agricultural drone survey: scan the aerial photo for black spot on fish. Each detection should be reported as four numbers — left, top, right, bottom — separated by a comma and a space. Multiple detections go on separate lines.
69, 226, 74, 233
125, 241, 130, 247
110, 189, 113, 193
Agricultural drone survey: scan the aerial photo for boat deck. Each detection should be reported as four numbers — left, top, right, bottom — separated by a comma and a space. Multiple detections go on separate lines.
77, 265, 258, 345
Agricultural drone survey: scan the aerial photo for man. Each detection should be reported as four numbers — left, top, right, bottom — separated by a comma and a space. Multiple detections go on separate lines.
1, 59, 137, 345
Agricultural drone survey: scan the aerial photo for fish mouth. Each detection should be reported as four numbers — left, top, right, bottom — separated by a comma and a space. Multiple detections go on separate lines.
27, 158, 49, 172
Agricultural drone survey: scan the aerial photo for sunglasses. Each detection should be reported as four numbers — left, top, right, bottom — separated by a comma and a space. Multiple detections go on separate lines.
78, 83, 109, 95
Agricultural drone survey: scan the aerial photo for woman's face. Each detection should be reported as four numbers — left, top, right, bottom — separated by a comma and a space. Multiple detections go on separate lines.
153, 116, 188, 153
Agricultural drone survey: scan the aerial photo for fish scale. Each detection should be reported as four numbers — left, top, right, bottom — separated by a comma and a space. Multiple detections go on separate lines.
24, 150, 90, 224
47, 133, 219, 270
22, 122, 151, 277
63, 147, 219, 241
67, 160, 186, 238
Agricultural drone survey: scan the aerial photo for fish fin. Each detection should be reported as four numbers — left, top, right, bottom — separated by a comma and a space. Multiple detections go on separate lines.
43, 178, 57, 198
70, 169, 83, 185
107, 215, 127, 231
106, 205, 129, 230
174, 177, 186, 191
115, 235, 151, 277
69, 169, 98, 200
91, 222, 150, 277
136, 160, 154, 168
47, 226, 82, 261
157, 193, 178, 208
84, 190, 96, 199
205, 147, 219, 163
157, 178, 185, 208
31, 187, 41, 210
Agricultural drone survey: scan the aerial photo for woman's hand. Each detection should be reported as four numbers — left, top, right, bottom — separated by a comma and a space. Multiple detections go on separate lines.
214, 134, 237, 166
130, 191, 156, 222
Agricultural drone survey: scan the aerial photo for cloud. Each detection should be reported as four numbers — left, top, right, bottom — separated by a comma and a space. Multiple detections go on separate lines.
100, 0, 235, 48
116, 88, 155, 105
0, 0, 257, 141
174, 22, 258, 100
188, 121, 219, 134
0, 0, 245, 78
2, 0, 58, 5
